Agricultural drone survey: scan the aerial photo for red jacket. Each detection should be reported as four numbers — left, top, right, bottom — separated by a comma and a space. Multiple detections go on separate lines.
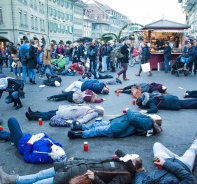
70, 63, 84, 75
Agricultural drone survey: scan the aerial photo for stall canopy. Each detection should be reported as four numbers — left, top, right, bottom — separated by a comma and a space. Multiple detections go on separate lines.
141, 19, 190, 30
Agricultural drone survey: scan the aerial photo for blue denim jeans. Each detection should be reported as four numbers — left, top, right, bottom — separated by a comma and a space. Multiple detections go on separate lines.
14, 67, 21, 77
28, 68, 36, 81
60, 70, 75, 76
9, 59, 13, 72
5, 91, 19, 104
40, 110, 57, 120
0, 63, 3, 73
89, 60, 96, 72
40, 65, 54, 76
164, 58, 169, 73
22, 65, 27, 82
82, 121, 113, 138
16, 167, 55, 184
8, 117, 24, 148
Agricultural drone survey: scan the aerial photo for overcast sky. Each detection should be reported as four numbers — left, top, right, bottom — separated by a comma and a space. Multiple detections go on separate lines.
85, 0, 186, 26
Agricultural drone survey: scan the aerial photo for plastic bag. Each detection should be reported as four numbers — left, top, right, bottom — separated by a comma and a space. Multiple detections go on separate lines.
141, 63, 150, 72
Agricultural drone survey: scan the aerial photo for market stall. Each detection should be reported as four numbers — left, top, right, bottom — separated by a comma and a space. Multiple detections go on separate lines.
140, 19, 190, 70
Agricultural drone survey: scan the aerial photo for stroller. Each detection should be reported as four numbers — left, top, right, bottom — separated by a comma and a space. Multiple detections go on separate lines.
171, 55, 190, 77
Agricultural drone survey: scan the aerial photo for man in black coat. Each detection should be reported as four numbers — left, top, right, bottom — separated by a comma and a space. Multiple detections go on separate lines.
27, 40, 38, 84
0, 150, 140, 184
164, 42, 172, 73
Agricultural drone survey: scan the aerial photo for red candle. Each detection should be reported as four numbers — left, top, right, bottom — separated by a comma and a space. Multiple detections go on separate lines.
38, 118, 43, 126
122, 109, 126, 114
84, 142, 88, 151
116, 91, 119, 96
0, 127, 3, 131
132, 100, 136, 105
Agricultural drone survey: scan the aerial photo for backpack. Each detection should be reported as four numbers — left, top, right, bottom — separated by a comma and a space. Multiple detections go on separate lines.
72, 90, 86, 104
114, 46, 124, 59
194, 46, 197, 58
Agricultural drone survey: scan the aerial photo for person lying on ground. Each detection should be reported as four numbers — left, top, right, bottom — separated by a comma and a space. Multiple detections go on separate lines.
135, 134, 197, 183
64, 79, 109, 94
184, 90, 197, 98
114, 82, 167, 95
0, 149, 140, 184
47, 89, 105, 103
67, 108, 162, 139
60, 63, 84, 76
42, 73, 62, 87
4, 117, 67, 164
136, 92, 197, 113
25, 105, 104, 126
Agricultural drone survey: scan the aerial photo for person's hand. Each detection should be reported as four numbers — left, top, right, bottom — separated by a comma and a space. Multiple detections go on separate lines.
68, 157, 74, 161
140, 110, 147, 114
74, 70, 76, 72
102, 98, 106, 101
154, 157, 165, 166
27, 133, 45, 145
84, 170, 94, 181
125, 108, 129, 111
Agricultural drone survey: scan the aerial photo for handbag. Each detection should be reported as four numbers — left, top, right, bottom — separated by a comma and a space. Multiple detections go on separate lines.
131, 85, 142, 98
141, 63, 150, 72
69, 174, 91, 184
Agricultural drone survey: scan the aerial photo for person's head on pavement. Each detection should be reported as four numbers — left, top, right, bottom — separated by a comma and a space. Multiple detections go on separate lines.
102, 87, 109, 95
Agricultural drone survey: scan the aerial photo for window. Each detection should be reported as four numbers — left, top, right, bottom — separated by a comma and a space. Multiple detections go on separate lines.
42, 4, 44, 13
57, 0, 60, 5
70, 15, 73, 21
40, 19, 42, 30
54, 23, 57, 32
48, 7, 52, 15
19, 10, 22, 25
57, 11, 60, 18
24, 12, 27, 25
31, 15, 34, 28
34, 0, 37, 10
61, 0, 64, 6
52, 9, 56, 16
67, 2, 70, 9
35, 17, 37, 28
30, 0, 33, 7
92, 33, 95, 38
96, 25, 100, 30
0, 7, 3, 24
61, 12, 64, 19
42, 20, 45, 30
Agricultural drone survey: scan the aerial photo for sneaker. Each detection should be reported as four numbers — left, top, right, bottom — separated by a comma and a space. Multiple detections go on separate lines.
39, 76, 44, 79
152, 119, 162, 134
123, 78, 129, 81
183, 93, 189, 98
15, 104, 22, 110
67, 131, 83, 139
116, 78, 122, 84
71, 121, 82, 131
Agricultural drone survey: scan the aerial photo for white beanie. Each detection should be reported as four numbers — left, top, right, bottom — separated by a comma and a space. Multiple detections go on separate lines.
48, 145, 67, 162
54, 81, 61, 87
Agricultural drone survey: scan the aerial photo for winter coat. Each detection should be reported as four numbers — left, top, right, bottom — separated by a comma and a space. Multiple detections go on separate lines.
135, 158, 194, 184
188, 46, 195, 62
136, 83, 150, 93
53, 152, 136, 184
18, 133, 63, 164
164, 45, 172, 60
144, 94, 181, 113
88, 45, 98, 61
27, 45, 38, 69
78, 44, 85, 57
51, 104, 99, 125
43, 47, 51, 65
101, 44, 107, 57
10, 53, 22, 68
141, 46, 150, 63
81, 79, 106, 94
19, 44, 29, 65
148, 82, 166, 93
70, 63, 84, 75
110, 110, 152, 138
121, 44, 129, 63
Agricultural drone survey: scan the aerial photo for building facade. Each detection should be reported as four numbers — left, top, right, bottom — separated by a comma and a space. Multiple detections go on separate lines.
179, 0, 197, 38
84, 0, 131, 40
0, 0, 86, 47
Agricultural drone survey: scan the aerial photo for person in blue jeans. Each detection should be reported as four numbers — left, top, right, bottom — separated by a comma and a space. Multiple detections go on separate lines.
164, 42, 172, 73
67, 108, 162, 139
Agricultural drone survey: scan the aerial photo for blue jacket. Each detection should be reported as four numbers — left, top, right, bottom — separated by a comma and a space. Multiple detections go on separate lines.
135, 158, 195, 184
146, 94, 181, 113
81, 79, 106, 94
18, 133, 63, 164
19, 44, 29, 65
110, 110, 152, 138
164, 45, 172, 60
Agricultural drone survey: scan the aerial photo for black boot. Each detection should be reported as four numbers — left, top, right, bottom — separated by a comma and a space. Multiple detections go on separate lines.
15, 98, 22, 110
25, 112, 41, 121
28, 106, 34, 114
47, 96, 53, 101
13, 99, 17, 107
32, 81, 36, 85
29, 78, 32, 83
71, 121, 82, 131
67, 131, 83, 139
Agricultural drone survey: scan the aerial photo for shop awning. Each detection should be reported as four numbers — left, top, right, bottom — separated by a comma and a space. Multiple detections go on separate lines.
153, 30, 187, 33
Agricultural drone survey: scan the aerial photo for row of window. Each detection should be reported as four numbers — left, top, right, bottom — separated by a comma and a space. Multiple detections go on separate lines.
30, 0, 45, 14
49, 0, 73, 10
74, 7, 83, 15
74, 17, 83, 25
48, 7, 73, 21
49, 22, 73, 34
19, 10, 45, 31
92, 33, 101, 38
0, 7, 3, 24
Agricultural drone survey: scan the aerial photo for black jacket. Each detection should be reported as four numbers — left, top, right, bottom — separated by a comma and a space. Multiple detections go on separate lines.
27, 45, 37, 69
101, 44, 107, 57
121, 44, 129, 63
188, 46, 195, 62
88, 45, 98, 61
141, 46, 150, 63
53, 150, 136, 184
164, 45, 172, 60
